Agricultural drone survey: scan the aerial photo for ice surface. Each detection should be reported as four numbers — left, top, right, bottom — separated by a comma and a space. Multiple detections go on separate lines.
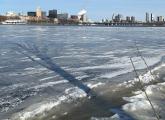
12, 88, 86, 120
31, 80, 68, 89
11, 82, 105, 120
87, 82, 105, 89
39, 76, 57, 81
0, 26, 165, 120
122, 82, 165, 120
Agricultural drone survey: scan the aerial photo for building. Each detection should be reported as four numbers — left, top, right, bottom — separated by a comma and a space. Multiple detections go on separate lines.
126, 16, 131, 22
42, 11, 47, 18
36, 7, 42, 17
112, 14, 115, 21
27, 12, 36, 17
0, 15, 7, 22
79, 14, 87, 22
131, 16, 136, 22
48, 9, 57, 18
57, 13, 68, 20
6, 11, 17, 17
146, 12, 150, 23
114, 14, 123, 22
151, 13, 154, 22
157, 16, 164, 22
71, 15, 79, 20
78, 9, 87, 22
36, 7, 46, 18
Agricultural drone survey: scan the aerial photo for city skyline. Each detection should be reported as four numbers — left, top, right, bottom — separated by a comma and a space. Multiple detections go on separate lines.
0, 0, 165, 21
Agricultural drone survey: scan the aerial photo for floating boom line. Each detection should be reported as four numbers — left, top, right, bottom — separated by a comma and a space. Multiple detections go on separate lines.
130, 57, 160, 120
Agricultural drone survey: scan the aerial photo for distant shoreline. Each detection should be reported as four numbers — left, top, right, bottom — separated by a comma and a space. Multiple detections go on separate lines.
1, 23, 165, 27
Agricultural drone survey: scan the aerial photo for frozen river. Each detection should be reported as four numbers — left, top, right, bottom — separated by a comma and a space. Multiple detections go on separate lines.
0, 25, 165, 120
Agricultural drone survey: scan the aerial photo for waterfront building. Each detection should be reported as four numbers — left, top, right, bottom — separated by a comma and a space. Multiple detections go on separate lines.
102, 19, 105, 23
6, 11, 17, 17
27, 12, 36, 17
151, 13, 154, 22
0, 15, 7, 22
54, 18, 59, 24
70, 15, 79, 20
36, 7, 42, 17
78, 9, 87, 22
146, 12, 150, 23
131, 16, 136, 22
57, 13, 68, 20
80, 14, 87, 22
36, 7, 46, 18
69, 15, 79, 24
112, 14, 115, 22
126, 16, 131, 22
157, 16, 164, 22
42, 11, 47, 18
48, 9, 57, 18
114, 14, 123, 22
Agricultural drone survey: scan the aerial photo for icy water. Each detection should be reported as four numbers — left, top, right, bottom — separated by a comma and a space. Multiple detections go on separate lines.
0, 25, 165, 120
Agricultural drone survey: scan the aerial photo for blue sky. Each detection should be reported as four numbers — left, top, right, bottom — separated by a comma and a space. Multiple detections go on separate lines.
0, 0, 165, 21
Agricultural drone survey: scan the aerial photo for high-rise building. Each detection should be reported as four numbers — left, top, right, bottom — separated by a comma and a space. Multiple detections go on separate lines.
48, 10, 57, 18
57, 13, 68, 20
112, 14, 115, 21
126, 16, 131, 22
36, 7, 46, 18
114, 14, 123, 22
36, 7, 42, 18
146, 12, 150, 23
151, 13, 154, 22
131, 16, 136, 22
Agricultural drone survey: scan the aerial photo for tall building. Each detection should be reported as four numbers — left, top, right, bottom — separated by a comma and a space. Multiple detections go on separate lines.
126, 16, 131, 22
36, 7, 42, 18
146, 12, 150, 23
112, 14, 115, 21
114, 14, 123, 22
151, 13, 154, 22
131, 16, 135, 22
36, 7, 46, 18
48, 9, 57, 18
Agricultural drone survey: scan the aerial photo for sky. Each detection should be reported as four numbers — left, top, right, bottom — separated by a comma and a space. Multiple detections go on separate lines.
0, 0, 165, 21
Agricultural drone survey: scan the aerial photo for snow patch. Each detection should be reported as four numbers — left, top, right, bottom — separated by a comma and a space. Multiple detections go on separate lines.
87, 82, 105, 89
32, 80, 67, 89
39, 76, 56, 81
